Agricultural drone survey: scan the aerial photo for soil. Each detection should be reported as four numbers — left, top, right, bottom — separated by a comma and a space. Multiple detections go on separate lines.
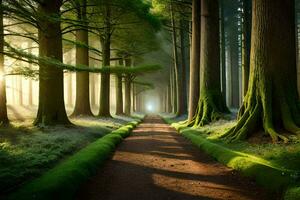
76, 115, 277, 200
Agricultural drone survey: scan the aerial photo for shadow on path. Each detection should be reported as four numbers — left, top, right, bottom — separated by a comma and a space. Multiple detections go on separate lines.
76, 115, 274, 200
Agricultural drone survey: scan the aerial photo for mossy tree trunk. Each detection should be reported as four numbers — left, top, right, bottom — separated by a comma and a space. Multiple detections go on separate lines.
188, 0, 201, 122
35, 0, 70, 126
98, 2, 111, 117
124, 58, 131, 116
115, 59, 124, 115
191, 0, 228, 127
222, 0, 299, 143
0, 0, 8, 125
72, 0, 93, 117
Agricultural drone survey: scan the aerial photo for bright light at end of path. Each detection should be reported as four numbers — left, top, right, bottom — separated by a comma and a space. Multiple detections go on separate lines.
146, 103, 154, 112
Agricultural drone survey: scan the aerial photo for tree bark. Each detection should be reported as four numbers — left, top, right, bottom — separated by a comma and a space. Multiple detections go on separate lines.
124, 58, 131, 116
0, 0, 8, 125
220, 0, 227, 105
229, 27, 240, 108
28, 41, 33, 106
35, 0, 70, 125
191, 0, 228, 127
170, 3, 179, 115
98, 2, 111, 117
188, 0, 201, 121
221, 0, 299, 143
242, 0, 252, 97
115, 59, 124, 115
72, 0, 93, 117
179, 17, 188, 115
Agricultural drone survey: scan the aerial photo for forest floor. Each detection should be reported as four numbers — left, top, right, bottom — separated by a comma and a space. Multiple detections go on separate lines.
0, 105, 137, 196
77, 115, 274, 200
169, 117, 300, 172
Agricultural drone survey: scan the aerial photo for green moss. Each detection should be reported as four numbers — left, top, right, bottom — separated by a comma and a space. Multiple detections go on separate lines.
163, 116, 300, 199
7, 120, 140, 200
285, 185, 300, 200
181, 130, 296, 191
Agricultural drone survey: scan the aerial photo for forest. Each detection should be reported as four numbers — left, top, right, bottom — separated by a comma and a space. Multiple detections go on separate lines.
0, 0, 300, 199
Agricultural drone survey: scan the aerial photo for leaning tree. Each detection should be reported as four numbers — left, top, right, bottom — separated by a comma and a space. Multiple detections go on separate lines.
221, 0, 300, 142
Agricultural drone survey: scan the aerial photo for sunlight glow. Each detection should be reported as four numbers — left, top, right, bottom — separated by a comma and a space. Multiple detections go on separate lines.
147, 103, 154, 112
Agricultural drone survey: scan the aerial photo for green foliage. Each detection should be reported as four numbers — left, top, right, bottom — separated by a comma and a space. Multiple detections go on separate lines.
0, 119, 116, 194
4, 42, 161, 78
7, 120, 140, 200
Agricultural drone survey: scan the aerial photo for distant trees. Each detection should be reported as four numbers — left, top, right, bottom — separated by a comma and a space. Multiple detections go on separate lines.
0, 0, 161, 125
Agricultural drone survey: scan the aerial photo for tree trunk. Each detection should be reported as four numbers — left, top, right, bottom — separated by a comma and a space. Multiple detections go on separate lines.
124, 58, 131, 116
28, 41, 33, 106
191, 0, 228, 127
115, 59, 124, 115
72, 0, 93, 116
98, 2, 111, 117
242, 0, 252, 97
132, 83, 136, 113
170, 3, 179, 115
229, 28, 240, 108
220, 0, 227, 105
0, 0, 8, 125
188, 0, 201, 122
167, 82, 172, 113
34, 0, 70, 126
221, 0, 299, 143
18, 76, 23, 106
179, 17, 188, 115
67, 72, 73, 107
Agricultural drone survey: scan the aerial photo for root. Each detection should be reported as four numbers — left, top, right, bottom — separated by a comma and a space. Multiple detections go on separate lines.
193, 98, 223, 127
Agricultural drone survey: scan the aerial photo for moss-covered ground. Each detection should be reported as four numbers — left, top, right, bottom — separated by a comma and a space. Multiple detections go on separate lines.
163, 115, 300, 199
6, 119, 140, 200
0, 115, 138, 196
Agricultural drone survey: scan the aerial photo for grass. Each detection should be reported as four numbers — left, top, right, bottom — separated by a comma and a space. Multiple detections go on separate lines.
163, 116, 300, 199
0, 117, 129, 195
7, 120, 140, 200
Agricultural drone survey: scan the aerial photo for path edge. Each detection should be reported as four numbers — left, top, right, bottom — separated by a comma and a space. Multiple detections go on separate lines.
162, 117, 300, 200
7, 119, 142, 200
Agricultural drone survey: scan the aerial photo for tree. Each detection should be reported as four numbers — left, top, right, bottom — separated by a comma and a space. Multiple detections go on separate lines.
241, 0, 251, 97
34, 0, 70, 125
188, 0, 200, 122
72, 0, 93, 117
115, 59, 124, 115
191, 0, 228, 126
98, 1, 112, 117
124, 58, 132, 115
0, 0, 9, 125
221, 0, 299, 142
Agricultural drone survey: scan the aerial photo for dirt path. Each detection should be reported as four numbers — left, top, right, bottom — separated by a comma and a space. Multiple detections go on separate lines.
77, 116, 274, 200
